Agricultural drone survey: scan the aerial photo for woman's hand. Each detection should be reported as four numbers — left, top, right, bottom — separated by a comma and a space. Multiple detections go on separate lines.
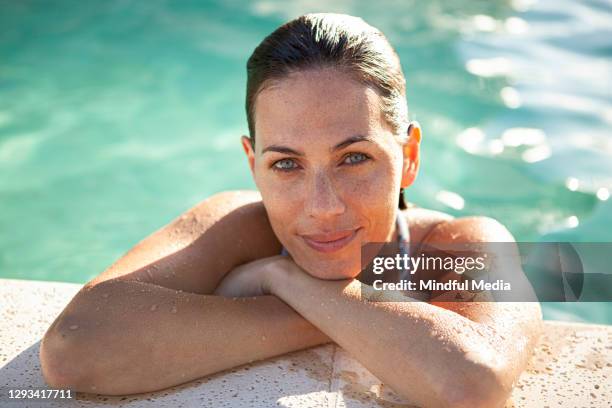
213, 255, 298, 298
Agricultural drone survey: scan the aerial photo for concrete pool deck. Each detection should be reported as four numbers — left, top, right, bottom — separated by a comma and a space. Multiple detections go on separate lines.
0, 278, 609, 407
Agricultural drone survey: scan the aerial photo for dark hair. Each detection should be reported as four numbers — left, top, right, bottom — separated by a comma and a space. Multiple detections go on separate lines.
245, 13, 409, 209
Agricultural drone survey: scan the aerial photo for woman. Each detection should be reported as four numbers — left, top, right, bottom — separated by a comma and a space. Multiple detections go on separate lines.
40, 13, 542, 407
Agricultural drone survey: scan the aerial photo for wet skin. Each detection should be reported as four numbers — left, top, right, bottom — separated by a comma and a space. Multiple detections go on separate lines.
40, 68, 542, 408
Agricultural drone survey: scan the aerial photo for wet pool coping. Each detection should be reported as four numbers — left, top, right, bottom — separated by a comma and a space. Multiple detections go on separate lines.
0, 278, 609, 407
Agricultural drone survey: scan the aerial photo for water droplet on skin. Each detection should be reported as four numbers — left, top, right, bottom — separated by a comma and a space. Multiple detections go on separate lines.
261, 336, 266, 341
150, 304, 157, 311
69, 325, 79, 330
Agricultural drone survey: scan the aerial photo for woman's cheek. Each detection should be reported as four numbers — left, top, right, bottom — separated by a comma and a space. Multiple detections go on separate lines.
342, 167, 394, 207
260, 176, 303, 239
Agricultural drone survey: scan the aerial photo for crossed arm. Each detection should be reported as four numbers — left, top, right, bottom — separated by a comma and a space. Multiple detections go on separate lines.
41, 261, 538, 408
40, 279, 331, 395
213, 249, 541, 408
273, 273, 538, 408
40, 193, 541, 407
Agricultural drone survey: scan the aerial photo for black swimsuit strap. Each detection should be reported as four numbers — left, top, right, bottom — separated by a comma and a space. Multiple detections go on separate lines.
396, 210, 413, 280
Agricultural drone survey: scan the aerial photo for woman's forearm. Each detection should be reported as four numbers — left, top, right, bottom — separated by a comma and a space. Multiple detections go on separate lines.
268, 269, 521, 408
40, 279, 331, 395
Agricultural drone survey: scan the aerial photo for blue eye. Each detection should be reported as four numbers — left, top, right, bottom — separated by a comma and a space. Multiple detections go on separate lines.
343, 152, 369, 165
273, 158, 298, 171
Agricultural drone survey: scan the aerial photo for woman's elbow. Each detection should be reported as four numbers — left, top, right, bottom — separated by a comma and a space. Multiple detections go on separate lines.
39, 321, 94, 392
437, 362, 513, 408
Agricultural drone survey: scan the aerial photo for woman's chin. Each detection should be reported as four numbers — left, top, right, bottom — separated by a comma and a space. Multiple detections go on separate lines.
300, 258, 362, 281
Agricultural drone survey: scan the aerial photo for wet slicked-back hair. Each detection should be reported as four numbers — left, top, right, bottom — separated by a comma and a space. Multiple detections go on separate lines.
245, 13, 410, 209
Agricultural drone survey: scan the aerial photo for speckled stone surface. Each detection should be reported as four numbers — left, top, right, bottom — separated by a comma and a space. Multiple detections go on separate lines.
0, 278, 609, 407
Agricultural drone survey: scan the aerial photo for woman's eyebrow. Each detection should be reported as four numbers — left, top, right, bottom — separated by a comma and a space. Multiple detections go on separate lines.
261, 134, 374, 156
262, 145, 304, 156
331, 134, 374, 151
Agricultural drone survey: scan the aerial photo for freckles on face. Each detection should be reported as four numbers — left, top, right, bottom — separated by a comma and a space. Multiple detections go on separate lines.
251, 68, 403, 279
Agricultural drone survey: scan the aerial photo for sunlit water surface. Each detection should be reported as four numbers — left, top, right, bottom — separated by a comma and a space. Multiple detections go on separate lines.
1, 0, 610, 323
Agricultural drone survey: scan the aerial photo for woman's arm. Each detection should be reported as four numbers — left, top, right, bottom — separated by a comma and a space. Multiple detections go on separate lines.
40, 190, 332, 394
261, 217, 542, 408
40, 279, 330, 395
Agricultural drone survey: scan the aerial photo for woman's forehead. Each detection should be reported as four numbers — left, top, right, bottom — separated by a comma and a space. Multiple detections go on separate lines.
254, 69, 389, 149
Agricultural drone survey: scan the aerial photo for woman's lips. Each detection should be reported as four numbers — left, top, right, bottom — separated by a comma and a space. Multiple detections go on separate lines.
301, 228, 361, 253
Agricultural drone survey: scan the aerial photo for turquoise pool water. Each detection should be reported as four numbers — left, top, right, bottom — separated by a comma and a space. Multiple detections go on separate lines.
1, 0, 610, 324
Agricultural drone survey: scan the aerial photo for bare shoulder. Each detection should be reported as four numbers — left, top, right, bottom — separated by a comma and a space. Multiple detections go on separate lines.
87, 189, 281, 293
401, 206, 454, 244
174, 190, 265, 240
420, 214, 542, 332
172, 189, 282, 262
421, 214, 515, 244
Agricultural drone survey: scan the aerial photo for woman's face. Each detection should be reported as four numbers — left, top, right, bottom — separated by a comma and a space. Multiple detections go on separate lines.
243, 68, 417, 280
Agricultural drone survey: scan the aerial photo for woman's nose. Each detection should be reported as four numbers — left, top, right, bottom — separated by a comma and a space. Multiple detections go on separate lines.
304, 171, 346, 219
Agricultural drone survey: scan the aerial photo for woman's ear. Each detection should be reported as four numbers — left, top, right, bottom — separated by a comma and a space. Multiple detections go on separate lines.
400, 121, 421, 189
241, 135, 256, 176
